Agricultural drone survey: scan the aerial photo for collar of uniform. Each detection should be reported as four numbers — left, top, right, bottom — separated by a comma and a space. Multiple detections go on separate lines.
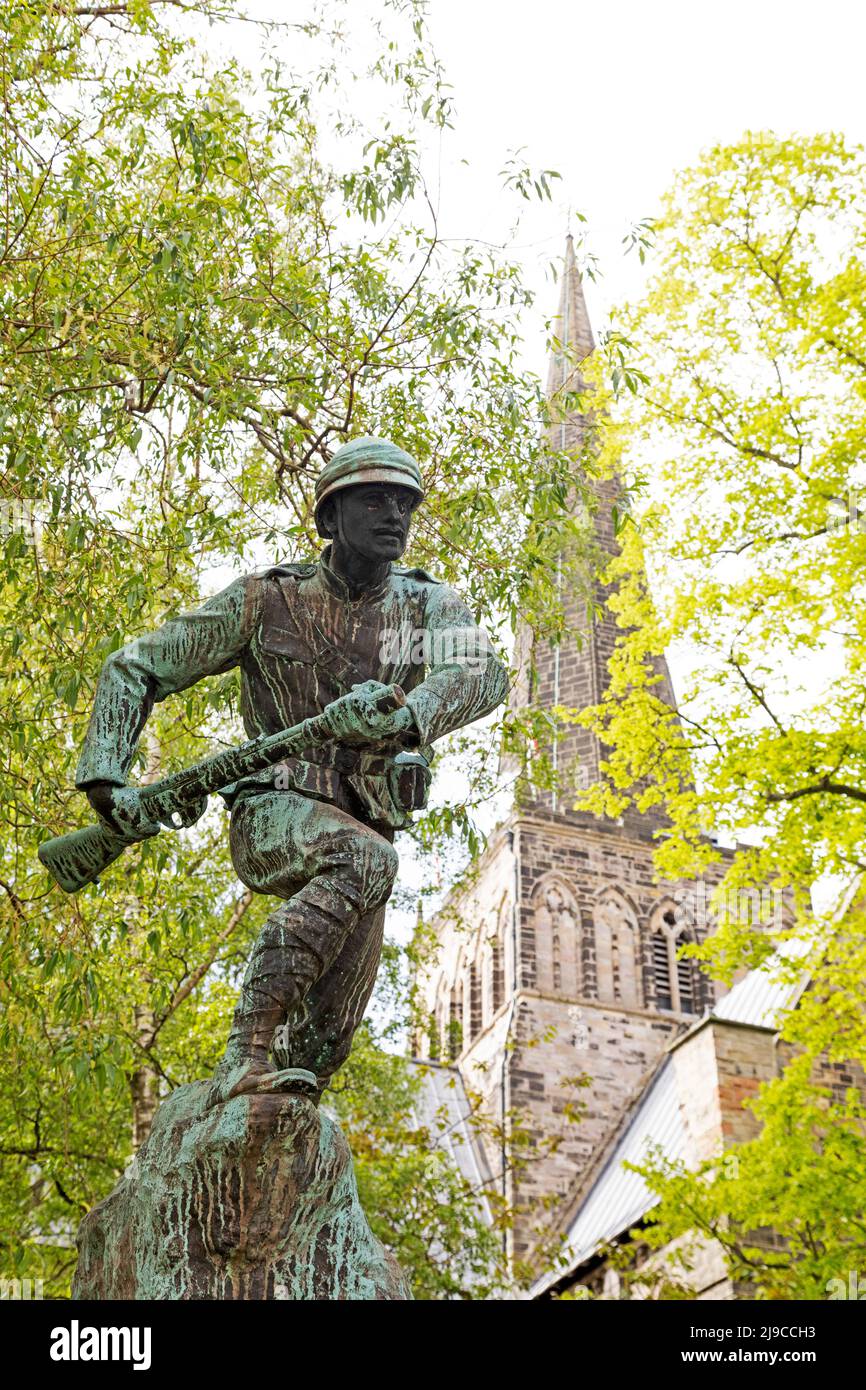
318, 545, 393, 603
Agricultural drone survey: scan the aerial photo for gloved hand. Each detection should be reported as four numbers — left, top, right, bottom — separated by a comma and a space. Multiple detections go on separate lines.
86, 782, 174, 838
321, 681, 416, 747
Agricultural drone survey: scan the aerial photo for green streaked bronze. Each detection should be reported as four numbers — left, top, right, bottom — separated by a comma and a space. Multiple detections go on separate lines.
62, 440, 507, 1300
72, 1081, 412, 1300
39, 686, 407, 893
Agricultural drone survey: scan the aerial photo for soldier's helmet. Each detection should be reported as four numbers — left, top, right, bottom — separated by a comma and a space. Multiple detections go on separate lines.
314, 436, 424, 538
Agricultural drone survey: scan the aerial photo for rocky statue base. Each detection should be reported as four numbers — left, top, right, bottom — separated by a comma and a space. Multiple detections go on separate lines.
72, 1082, 411, 1301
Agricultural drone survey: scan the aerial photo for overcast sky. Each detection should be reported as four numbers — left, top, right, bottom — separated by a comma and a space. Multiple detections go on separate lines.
401, 1, 865, 915
421, 0, 866, 352
236, 0, 866, 366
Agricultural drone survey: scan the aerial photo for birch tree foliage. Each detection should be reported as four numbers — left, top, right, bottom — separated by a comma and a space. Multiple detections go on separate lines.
0, 0, 573, 1296
578, 131, 866, 959
571, 134, 866, 1298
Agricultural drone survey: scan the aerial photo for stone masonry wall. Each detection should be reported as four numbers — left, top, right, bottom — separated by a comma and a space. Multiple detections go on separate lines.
419, 809, 742, 1264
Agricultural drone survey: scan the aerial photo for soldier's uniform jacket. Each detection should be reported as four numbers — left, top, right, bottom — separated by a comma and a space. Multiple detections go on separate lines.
75, 547, 508, 825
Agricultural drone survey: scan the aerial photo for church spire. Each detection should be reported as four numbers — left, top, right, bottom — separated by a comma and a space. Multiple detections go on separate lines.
545, 234, 596, 439
503, 233, 675, 817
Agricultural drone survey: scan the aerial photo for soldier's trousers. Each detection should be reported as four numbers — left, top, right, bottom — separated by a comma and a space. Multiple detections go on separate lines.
228, 788, 399, 1092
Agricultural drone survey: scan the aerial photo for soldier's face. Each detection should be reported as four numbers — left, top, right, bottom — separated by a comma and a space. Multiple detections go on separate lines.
336, 484, 416, 561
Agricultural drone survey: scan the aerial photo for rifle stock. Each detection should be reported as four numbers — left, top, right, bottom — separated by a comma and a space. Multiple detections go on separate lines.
37, 820, 146, 894
38, 684, 406, 893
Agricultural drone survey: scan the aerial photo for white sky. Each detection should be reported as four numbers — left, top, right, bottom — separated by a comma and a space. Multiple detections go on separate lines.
399, 0, 866, 922
422, 0, 866, 342
228, 0, 866, 366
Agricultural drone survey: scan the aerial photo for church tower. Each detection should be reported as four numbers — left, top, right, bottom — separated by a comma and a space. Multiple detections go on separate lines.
415, 239, 732, 1268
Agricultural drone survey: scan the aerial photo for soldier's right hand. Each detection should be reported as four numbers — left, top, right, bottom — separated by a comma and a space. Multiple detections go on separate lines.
86, 782, 161, 839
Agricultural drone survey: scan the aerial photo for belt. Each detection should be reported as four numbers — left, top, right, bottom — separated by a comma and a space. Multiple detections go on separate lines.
224, 748, 399, 808
298, 744, 400, 775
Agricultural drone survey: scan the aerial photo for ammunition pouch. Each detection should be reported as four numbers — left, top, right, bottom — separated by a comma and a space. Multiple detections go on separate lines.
347, 751, 431, 831
389, 751, 432, 814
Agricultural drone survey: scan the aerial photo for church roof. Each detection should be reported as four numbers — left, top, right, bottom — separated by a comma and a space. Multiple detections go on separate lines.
532, 1055, 685, 1297
530, 946, 809, 1298
409, 1059, 495, 1221
707, 947, 809, 1029
671, 935, 811, 1047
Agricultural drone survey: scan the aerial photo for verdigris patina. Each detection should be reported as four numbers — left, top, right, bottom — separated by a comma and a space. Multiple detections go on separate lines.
73, 1085, 411, 1300
66, 436, 507, 1299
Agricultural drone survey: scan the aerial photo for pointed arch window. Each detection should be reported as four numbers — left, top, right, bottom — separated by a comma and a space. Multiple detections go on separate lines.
652, 927, 673, 1010
532, 876, 581, 997
676, 933, 696, 1014
492, 902, 508, 1012
431, 981, 450, 1062
650, 902, 698, 1015
447, 992, 462, 1060
593, 887, 641, 1007
467, 959, 482, 1044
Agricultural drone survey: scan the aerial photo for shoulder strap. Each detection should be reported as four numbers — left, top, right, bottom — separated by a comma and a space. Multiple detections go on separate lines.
250, 560, 317, 581
392, 564, 443, 585
243, 561, 316, 633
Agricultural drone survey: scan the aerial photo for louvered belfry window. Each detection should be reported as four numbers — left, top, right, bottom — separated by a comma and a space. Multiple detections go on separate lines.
653, 931, 673, 1010
676, 940, 695, 1014
652, 907, 697, 1015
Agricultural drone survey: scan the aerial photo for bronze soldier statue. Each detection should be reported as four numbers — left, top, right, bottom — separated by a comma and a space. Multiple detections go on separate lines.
75, 438, 507, 1107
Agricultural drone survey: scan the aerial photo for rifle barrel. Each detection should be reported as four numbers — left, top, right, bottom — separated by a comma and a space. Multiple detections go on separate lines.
38, 685, 406, 893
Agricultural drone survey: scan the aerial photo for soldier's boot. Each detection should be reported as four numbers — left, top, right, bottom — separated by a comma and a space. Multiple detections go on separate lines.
205, 1017, 320, 1105
205, 1001, 290, 1108
205, 894, 350, 1109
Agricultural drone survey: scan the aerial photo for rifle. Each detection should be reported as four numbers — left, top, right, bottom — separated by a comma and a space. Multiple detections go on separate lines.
38, 685, 406, 894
